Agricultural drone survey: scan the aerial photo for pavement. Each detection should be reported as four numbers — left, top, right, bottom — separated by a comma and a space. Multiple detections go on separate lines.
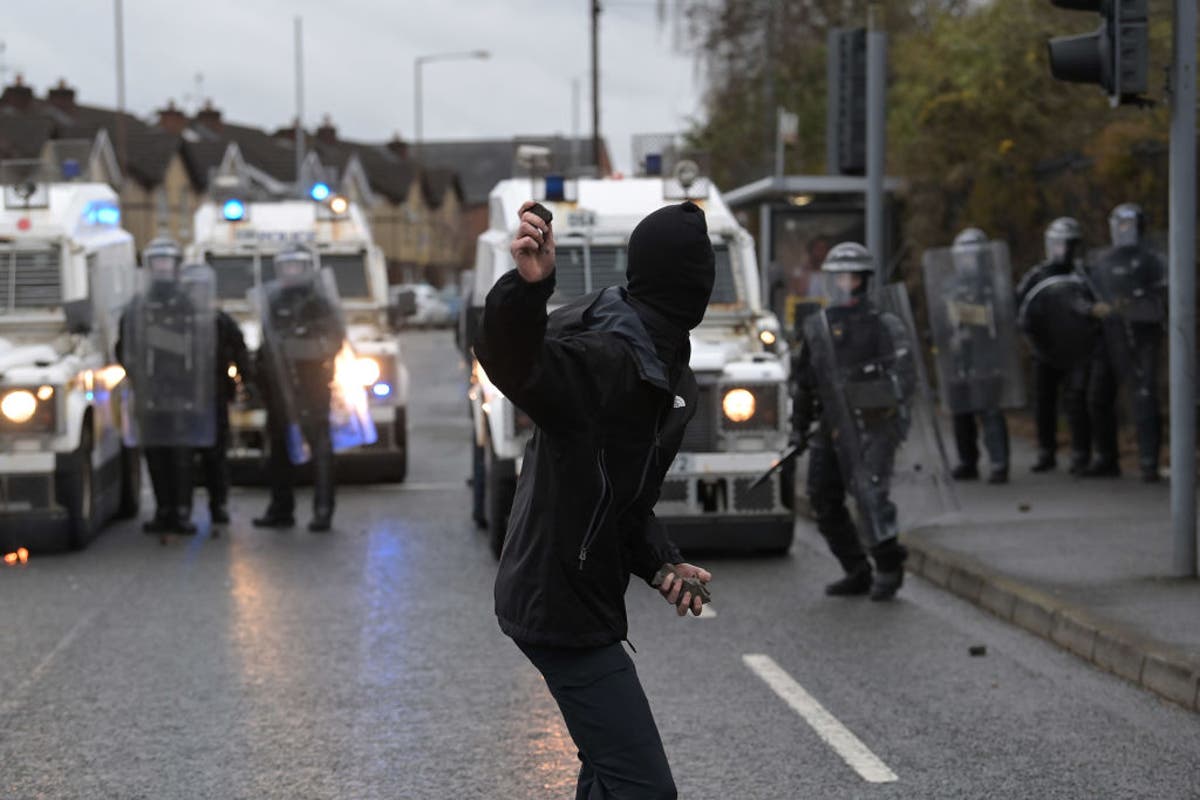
900, 433, 1200, 712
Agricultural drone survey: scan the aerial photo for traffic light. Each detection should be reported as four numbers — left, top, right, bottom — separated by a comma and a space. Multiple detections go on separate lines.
827, 27, 867, 176
1047, 0, 1148, 106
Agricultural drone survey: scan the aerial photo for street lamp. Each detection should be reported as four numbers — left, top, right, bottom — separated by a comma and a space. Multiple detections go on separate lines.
413, 49, 490, 157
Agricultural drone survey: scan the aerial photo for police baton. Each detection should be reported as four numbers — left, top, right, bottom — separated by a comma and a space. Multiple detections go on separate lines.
749, 434, 811, 491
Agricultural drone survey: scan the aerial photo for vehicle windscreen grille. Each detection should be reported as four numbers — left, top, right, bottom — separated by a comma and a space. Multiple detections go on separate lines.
0, 248, 62, 311
208, 255, 257, 301
710, 246, 738, 304
680, 383, 718, 452
322, 253, 370, 298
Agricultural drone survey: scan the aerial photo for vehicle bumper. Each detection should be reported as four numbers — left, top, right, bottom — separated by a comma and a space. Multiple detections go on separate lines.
0, 469, 72, 552
659, 514, 794, 552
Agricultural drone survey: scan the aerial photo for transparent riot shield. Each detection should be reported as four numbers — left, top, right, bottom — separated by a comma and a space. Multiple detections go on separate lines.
256, 268, 376, 465
801, 283, 956, 547
121, 265, 216, 448
921, 243, 1025, 414
1016, 274, 1100, 371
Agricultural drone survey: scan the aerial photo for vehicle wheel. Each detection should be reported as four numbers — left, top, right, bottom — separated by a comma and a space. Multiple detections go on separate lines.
60, 425, 97, 549
115, 445, 141, 519
471, 437, 487, 530
484, 436, 516, 559
388, 407, 408, 483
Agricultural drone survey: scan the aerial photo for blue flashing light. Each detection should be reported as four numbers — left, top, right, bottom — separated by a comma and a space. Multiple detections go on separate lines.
61, 159, 82, 180
85, 391, 95, 402
644, 154, 663, 176
222, 198, 246, 221
83, 200, 121, 227
372, 382, 392, 399
310, 182, 331, 201
544, 174, 566, 202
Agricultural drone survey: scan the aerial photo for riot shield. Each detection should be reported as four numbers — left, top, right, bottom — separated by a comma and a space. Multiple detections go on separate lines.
802, 284, 956, 547
1016, 274, 1099, 371
121, 265, 216, 448
256, 268, 376, 465
922, 243, 1025, 414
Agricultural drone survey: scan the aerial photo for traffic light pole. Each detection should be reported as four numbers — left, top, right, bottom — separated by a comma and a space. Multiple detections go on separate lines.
1169, 0, 1197, 577
866, 8, 887, 292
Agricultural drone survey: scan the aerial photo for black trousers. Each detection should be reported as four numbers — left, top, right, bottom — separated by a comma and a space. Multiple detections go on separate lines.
516, 641, 676, 800
144, 446, 193, 521
1032, 359, 1091, 464
198, 406, 231, 512
1089, 324, 1162, 469
265, 412, 335, 518
805, 431, 905, 573
952, 410, 1009, 472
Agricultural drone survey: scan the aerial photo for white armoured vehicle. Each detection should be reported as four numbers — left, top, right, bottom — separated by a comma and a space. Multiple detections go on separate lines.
466, 170, 794, 557
188, 190, 409, 482
0, 165, 141, 550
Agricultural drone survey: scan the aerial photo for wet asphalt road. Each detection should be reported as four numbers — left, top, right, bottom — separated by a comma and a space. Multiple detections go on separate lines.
1, 331, 1198, 800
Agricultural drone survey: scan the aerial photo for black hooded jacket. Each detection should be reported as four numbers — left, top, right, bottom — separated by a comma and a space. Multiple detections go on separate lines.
476, 201, 715, 647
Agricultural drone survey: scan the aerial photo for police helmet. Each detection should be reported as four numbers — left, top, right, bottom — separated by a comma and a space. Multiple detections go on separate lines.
275, 246, 317, 283
820, 242, 875, 274
143, 236, 182, 279
1044, 217, 1082, 264
952, 227, 988, 251
1109, 203, 1144, 248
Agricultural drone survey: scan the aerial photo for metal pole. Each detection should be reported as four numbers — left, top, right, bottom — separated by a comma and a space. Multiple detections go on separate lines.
1169, 0, 1197, 577
571, 77, 581, 172
774, 107, 785, 179
591, 0, 601, 170
114, 0, 127, 181
866, 8, 886, 291
294, 16, 305, 196
763, 0, 776, 176
759, 202, 772, 314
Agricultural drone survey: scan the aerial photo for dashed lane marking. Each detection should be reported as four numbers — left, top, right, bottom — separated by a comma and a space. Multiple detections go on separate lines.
742, 653, 898, 784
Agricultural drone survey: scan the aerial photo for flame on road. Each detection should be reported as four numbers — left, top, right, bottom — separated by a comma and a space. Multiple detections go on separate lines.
3, 547, 29, 566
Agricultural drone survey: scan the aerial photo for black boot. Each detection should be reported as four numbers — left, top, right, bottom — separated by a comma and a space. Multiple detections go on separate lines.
951, 464, 979, 481
825, 563, 873, 596
308, 509, 333, 532
1031, 452, 1056, 473
142, 511, 172, 534
869, 541, 908, 602
987, 468, 1009, 485
210, 506, 231, 525
1068, 453, 1090, 476
1141, 464, 1161, 483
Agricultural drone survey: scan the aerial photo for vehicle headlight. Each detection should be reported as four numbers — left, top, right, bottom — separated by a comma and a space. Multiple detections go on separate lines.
354, 357, 382, 387
722, 388, 757, 423
1, 390, 39, 424
759, 329, 777, 347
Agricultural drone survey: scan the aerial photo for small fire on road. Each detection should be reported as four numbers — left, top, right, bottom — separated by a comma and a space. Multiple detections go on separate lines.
3, 547, 29, 566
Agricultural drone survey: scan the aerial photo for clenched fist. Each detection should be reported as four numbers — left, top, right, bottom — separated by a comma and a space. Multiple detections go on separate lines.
510, 200, 556, 283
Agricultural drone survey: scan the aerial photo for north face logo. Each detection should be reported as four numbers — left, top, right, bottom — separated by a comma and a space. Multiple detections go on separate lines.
673, 395, 686, 409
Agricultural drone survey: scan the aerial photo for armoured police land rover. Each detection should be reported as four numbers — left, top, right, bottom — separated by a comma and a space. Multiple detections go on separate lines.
466, 164, 792, 557
0, 163, 141, 550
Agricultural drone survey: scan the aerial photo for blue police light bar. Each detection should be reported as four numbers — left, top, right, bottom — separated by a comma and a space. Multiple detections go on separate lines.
372, 382, 392, 399
310, 182, 331, 202
83, 200, 121, 226
644, 154, 663, 176
222, 199, 246, 221
544, 175, 567, 202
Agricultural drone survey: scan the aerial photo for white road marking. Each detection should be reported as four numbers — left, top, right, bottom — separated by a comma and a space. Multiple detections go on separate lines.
698, 603, 717, 618
742, 654, 898, 784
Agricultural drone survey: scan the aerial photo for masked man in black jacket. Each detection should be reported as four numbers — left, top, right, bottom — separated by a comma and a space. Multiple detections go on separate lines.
475, 200, 714, 800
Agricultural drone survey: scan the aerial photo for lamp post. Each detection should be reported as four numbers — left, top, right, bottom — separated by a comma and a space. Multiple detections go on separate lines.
413, 49, 490, 158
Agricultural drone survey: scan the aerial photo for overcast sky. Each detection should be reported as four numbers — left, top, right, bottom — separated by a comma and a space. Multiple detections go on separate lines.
3, 0, 704, 172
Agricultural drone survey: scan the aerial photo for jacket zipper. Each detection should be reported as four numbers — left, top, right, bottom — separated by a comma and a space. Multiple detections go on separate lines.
578, 447, 613, 570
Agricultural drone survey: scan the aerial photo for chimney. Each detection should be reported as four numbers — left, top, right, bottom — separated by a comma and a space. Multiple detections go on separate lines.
194, 100, 223, 132
317, 114, 337, 145
46, 79, 77, 112
387, 133, 409, 160
157, 100, 188, 135
0, 74, 35, 111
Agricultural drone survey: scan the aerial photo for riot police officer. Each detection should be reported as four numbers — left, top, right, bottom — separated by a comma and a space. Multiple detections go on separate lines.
199, 306, 253, 525
926, 228, 1017, 484
118, 239, 218, 534
1085, 203, 1166, 481
1014, 218, 1093, 474
253, 246, 343, 531
790, 242, 912, 601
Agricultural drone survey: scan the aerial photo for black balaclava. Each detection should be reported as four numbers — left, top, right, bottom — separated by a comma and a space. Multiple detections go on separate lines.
626, 201, 716, 332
